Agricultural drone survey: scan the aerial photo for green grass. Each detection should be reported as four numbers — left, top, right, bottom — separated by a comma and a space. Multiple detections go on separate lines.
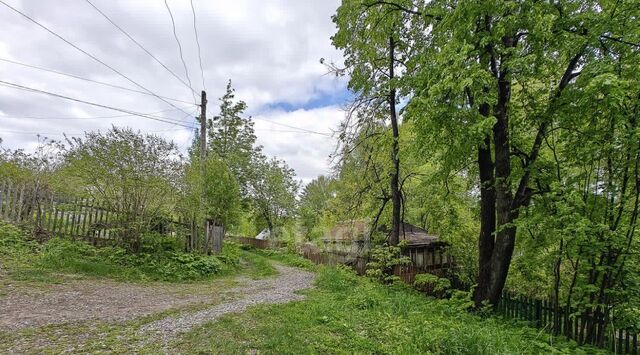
247, 247, 317, 270
0, 221, 244, 283
169, 266, 607, 354
0, 223, 609, 354
240, 250, 279, 278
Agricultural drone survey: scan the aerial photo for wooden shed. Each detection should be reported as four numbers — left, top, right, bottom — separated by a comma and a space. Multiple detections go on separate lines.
320, 220, 453, 272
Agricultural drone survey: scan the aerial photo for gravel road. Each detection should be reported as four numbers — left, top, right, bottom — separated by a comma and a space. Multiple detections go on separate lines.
0, 279, 220, 330
139, 264, 315, 343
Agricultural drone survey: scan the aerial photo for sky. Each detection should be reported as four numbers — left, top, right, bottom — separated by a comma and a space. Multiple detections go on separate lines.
0, 0, 349, 184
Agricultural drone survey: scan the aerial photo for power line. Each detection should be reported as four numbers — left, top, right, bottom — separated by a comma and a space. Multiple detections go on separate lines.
0, 106, 192, 120
252, 117, 333, 136
0, 126, 193, 137
0, 0, 193, 117
164, 0, 196, 103
83, 0, 197, 97
0, 80, 196, 128
190, 0, 206, 91
255, 128, 333, 136
0, 57, 196, 105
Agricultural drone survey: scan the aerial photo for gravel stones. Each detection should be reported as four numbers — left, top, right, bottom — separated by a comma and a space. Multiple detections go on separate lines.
139, 264, 315, 342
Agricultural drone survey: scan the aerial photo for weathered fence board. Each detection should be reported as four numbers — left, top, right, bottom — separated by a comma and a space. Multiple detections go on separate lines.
0, 179, 187, 247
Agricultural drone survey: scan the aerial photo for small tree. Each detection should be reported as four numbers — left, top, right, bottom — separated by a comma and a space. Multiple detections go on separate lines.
63, 127, 181, 251
299, 175, 336, 239
249, 156, 299, 237
208, 80, 261, 197
181, 154, 241, 251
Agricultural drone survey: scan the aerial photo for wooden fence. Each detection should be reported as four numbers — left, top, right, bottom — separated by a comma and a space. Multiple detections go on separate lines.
230, 236, 270, 249
229, 236, 287, 250
498, 292, 638, 354
0, 179, 184, 246
300, 245, 453, 283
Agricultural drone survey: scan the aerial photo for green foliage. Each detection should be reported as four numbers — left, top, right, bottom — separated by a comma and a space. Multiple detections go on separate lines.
0, 221, 39, 268
207, 80, 259, 197
181, 154, 242, 229
249, 156, 300, 237
37, 237, 240, 281
330, 0, 640, 322
298, 175, 336, 240
414, 273, 452, 296
61, 127, 181, 250
173, 266, 605, 354
365, 242, 411, 284
0, 223, 240, 282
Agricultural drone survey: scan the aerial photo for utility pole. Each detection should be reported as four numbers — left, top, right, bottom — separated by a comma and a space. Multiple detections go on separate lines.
189, 90, 208, 253
199, 90, 207, 161
198, 90, 210, 253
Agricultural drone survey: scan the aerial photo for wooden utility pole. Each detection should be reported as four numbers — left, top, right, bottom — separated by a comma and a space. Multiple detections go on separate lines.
198, 90, 210, 253
187, 91, 208, 253
199, 90, 207, 160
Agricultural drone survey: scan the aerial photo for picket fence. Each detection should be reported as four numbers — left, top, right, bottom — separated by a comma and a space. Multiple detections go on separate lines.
498, 292, 638, 354
0, 179, 184, 246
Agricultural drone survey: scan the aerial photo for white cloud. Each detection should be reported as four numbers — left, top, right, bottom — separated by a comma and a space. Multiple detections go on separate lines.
253, 105, 344, 184
0, 0, 348, 183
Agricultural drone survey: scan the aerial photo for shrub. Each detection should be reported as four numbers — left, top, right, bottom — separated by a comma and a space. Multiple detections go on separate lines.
35, 236, 241, 282
365, 242, 411, 284
414, 273, 452, 298
0, 221, 39, 266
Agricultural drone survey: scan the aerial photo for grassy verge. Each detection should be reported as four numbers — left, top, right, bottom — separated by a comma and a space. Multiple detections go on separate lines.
0, 221, 256, 284
168, 265, 606, 354
240, 245, 316, 270
0, 225, 608, 354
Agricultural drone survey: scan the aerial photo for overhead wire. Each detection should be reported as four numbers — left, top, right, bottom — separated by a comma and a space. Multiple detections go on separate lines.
164, 0, 196, 103
0, 57, 196, 105
189, 0, 206, 91
0, 0, 194, 117
0, 80, 196, 128
0, 106, 192, 120
255, 128, 333, 136
252, 117, 333, 136
83, 0, 198, 97
0, 126, 193, 137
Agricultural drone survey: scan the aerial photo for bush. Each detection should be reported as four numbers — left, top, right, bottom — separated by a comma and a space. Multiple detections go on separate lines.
365, 242, 411, 284
15, 234, 243, 282
414, 273, 452, 298
0, 221, 40, 267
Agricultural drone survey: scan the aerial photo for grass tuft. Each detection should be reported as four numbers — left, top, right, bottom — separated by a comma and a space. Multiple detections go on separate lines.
170, 265, 607, 354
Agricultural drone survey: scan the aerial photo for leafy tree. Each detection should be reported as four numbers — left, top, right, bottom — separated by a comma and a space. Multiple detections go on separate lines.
62, 127, 181, 251
181, 154, 241, 233
208, 80, 261, 197
330, 0, 640, 322
299, 175, 337, 239
249, 156, 300, 236
388, 0, 638, 307
331, 0, 414, 245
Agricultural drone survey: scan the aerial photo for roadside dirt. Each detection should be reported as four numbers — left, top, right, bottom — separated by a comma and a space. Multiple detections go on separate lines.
140, 264, 315, 343
0, 277, 237, 330
0, 264, 314, 335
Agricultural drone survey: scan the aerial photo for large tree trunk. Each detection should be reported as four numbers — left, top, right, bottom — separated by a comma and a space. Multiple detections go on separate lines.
473, 135, 496, 305
485, 63, 516, 305
388, 36, 401, 246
